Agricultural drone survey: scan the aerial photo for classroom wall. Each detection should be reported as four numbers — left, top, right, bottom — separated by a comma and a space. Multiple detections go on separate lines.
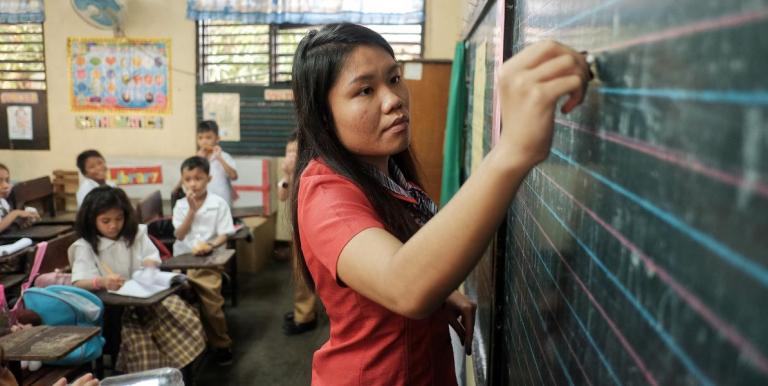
0, 0, 197, 181
423, 0, 464, 60
1, 0, 462, 182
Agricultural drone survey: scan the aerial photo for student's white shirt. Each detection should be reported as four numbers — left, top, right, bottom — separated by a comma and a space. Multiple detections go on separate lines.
68, 224, 161, 283
172, 191, 235, 256
76, 177, 117, 208
0, 198, 10, 221
208, 151, 237, 207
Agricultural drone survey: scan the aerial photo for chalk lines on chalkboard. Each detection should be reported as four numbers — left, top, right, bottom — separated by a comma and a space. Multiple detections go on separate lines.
597, 88, 768, 106
514, 269, 578, 386
535, 0, 624, 35
516, 202, 659, 385
511, 282, 565, 385
550, 148, 768, 288
591, 7, 768, 53
511, 230, 612, 386
516, 192, 715, 385
532, 167, 768, 375
554, 118, 768, 199
510, 288, 555, 385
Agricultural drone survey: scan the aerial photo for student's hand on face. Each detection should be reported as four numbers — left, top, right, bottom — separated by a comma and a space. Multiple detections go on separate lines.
212, 145, 222, 159
103, 274, 125, 291
282, 153, 297, 177
443, 291, 477, 355
187, 192, 203, 212
197, 146, 212, 158
497, 41, 590, 169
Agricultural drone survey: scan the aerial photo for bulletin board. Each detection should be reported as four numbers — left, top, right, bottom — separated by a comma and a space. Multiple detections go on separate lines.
0, 90, 49, 150
68, 38, 171, 114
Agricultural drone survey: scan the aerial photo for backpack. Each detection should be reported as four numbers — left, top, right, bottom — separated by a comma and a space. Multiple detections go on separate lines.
22, 285, 105, 365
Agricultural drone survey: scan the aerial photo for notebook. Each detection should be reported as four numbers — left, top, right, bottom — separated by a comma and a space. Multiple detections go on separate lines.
109, 268, 185, 298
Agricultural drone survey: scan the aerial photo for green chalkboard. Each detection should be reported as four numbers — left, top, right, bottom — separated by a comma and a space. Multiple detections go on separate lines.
463, 0, 768, 385
196, 84, 296, 156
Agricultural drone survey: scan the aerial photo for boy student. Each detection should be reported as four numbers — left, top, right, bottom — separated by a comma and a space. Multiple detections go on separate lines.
278, 132, 318, 335
173, 156, 235, 366
196, 120, 238, 206
76, 149, 116, 208
0, 163, 40, 233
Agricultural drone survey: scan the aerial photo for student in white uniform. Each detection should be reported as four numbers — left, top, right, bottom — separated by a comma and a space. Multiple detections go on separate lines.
0, 163, 39, 233
173, 156, 235, 366
69, 186, 205, 372
195, 120, 238, 207
76, 150, 116, 208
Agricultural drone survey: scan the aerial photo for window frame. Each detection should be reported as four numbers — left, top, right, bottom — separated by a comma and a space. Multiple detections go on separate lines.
196, 21, 424, 86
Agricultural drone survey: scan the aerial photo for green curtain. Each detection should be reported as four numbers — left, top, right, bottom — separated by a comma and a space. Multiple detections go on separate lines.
440, 42, 467, 207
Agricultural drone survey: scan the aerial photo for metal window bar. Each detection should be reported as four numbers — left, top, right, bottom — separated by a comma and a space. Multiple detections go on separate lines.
198, 21, 422, 85
0, 23, 46, 90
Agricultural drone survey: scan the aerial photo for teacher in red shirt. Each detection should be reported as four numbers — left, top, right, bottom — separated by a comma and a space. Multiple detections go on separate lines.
290, 23, 590, 386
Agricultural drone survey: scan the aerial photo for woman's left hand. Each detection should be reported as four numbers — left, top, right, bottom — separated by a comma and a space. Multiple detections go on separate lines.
443, 290, 477, 355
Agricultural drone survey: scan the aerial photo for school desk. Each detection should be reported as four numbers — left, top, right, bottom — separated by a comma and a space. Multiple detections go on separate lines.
36, 211, 77, 225
231, 206, 264, 219
0, 225, 72, 242
96, 283, 182, 307
0, 246, 33, 292
0, 325, 100, 361
160, 249, 235, 270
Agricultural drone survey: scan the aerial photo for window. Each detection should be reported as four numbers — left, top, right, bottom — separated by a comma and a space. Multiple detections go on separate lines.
0, 23, 45, 90
198, 22, 423, 85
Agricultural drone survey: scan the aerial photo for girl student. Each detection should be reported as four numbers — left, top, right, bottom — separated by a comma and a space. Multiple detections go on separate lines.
68, 186, 206, 373
0, 163, 40, 233
290, 24, 590, 385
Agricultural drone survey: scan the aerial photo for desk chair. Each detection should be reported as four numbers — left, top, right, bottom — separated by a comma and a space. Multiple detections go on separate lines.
135, 190, 163, 224
10, 177, 56, 218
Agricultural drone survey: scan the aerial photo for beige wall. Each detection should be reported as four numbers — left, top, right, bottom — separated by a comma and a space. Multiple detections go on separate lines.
0, 0, 197, 181
2, 0, 463, 182
424, 0, 464, 60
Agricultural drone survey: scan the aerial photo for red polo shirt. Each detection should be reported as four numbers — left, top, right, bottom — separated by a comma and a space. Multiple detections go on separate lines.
298, 159, 457, 386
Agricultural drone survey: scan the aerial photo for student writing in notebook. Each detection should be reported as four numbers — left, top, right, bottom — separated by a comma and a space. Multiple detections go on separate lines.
68, 186, 205, 373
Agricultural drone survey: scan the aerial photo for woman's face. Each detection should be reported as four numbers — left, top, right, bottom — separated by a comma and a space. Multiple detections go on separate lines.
328, 45, 410, 169
95, 207, 124, 240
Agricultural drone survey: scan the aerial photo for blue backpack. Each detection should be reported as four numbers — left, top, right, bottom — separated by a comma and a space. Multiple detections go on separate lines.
22, 285, 105, 365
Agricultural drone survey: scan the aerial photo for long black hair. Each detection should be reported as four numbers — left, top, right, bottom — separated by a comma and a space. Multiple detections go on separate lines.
75, 186, 139, 253
291, 23, 423, 290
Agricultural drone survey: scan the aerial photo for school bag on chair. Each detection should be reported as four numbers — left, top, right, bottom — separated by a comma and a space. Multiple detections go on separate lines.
14, 241, 105, 366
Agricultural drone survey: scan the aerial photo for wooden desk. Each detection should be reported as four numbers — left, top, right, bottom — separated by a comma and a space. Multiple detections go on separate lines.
231, 206, 263, 219
0, 326, 100, 361
0, 225, 71, 242
161, 249, 235, 270
96, 284, 181, 307
36, 212, 77, 225
230, 225, 252, 242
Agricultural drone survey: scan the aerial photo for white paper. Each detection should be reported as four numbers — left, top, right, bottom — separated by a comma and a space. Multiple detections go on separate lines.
109, 268, 183, 298
0, 237, 33, 256
202, 93, 240, 141
7, 105, 33, 140
403, 62, 423, 80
